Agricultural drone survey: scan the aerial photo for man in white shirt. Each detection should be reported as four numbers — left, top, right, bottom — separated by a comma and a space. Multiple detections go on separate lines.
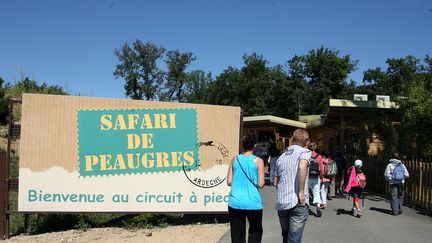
274, 129, 311, 243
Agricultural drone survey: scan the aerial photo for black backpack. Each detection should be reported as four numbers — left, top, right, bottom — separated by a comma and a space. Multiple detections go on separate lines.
309, 154, 320, 176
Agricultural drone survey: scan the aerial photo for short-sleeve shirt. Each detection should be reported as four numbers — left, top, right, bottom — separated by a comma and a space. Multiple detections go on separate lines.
275, 145, 311, 210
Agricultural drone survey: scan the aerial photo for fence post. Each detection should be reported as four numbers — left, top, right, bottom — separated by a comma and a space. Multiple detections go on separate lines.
0, 152, 6, 239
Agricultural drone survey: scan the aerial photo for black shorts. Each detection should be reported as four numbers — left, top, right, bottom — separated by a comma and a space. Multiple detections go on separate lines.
350, 187, 362, 198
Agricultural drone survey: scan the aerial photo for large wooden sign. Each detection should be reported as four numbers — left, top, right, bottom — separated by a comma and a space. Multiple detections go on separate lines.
18, 94, 241, 212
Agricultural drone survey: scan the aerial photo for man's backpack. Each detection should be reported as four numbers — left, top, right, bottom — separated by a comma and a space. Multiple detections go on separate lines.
357, 173, 366, 188
392, 163, 405, 183
324, 159, 337, 178
309, 154, 320, 176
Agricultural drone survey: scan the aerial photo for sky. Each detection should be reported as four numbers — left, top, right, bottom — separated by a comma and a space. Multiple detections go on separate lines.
1, 0, 431, 99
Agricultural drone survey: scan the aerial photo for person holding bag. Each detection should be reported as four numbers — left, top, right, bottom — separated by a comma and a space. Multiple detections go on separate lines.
227, 134, 265, 243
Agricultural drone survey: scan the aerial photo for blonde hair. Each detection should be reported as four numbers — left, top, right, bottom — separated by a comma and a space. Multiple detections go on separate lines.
290, 129, 310, 147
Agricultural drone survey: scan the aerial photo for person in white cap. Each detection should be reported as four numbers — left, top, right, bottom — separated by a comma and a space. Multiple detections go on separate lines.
345, 159, 366, 218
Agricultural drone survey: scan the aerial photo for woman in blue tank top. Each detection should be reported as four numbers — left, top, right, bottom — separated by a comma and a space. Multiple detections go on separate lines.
227, 134, 265, 243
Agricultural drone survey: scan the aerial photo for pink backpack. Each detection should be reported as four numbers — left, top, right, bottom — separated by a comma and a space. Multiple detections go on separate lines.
357, 173, 366, 188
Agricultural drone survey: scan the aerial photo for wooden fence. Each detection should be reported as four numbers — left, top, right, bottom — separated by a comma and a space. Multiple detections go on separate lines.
349, 155, 432, 214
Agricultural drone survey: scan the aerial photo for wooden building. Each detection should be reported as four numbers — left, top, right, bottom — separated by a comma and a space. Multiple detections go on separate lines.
243, 98, 398, 156
243, 115, 307, 150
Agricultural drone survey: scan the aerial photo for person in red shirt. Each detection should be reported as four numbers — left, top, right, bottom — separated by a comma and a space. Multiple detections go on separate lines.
319, 151, 331, 208
308, 142, 324, 217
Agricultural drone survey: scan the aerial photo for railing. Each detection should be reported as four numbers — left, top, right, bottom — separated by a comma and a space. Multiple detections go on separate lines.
348, 155, 432, 214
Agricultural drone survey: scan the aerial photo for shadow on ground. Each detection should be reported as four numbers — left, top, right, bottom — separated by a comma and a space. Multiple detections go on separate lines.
335, 209, 354, 216
309, 208, 320, 217
369, 207, 394, 215
364, 194, 387, 202
416, 211, 432, 216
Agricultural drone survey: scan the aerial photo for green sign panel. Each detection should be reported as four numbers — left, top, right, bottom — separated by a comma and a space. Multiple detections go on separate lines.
77, 108, 198, 176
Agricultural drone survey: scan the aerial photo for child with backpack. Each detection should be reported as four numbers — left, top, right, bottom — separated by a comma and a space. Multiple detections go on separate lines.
308, 142, 323, 217
384, 153, 409, 215
319, 151, 331, 209
345, 159, 366, 218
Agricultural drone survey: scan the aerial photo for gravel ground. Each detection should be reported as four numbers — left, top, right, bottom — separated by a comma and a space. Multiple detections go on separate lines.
5, 223, 229, 243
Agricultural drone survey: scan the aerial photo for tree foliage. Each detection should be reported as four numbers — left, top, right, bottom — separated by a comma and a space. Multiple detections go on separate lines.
112, 40, 431, 154
0, 77, 68, 125
360, 55, 432, 155
205, 49, 357, 118
401, 80, 432, 153
361, 55, 420, 98
6, 77, 68, 98
238, 54, 274, 116
0, 77, 8, 124
207, 66, 241, 107
183, 70, 212, 104
287, 47, 357, 115
207, 53, 287, 117
163, 50, 196, 102
114, 40, 165, 100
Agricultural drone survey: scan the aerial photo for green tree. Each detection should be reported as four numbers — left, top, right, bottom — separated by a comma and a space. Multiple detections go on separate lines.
114, 40, 165, 100
207, 53, 305, 118
0, 76, 9, 124
359, 55, 432, 155
183, 70, 212, 104
397, 56, 432, 154
419, 55, 432, 91
288, 47, 357, 115
7, 77, 68, 98
361, 55, 420, 99
237, 53, 273, 116
207, 66, 241, 106
0, 77, 68, 125
400, 80, 432, 154
208, 53, 276, 116
163, 50, 196, 102
286, 55, 309, 117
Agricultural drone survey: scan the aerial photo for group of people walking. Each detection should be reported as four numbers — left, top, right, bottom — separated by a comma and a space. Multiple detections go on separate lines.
226, 128, 410, 243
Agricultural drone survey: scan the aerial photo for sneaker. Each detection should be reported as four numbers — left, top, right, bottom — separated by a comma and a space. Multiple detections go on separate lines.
353, 208, 358, 217
357, 209, 362, 218
398, 211, 402, 215
316, 207, 322, 217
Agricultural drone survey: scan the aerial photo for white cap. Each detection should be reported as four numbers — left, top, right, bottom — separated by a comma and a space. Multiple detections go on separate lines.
354, 159, 363, 167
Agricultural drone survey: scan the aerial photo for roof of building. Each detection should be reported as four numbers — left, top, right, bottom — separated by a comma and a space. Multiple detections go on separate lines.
298, 115, 326, 129
243, 99, 398, 131
243, 115, 307, 129
329, 99, 398, 109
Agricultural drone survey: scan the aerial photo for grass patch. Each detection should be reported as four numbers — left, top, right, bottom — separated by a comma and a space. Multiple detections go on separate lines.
7, 154, 229, 237
9, 211, 229, 236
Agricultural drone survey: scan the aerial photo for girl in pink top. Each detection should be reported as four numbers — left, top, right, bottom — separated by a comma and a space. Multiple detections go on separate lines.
345, 159, 365, 217
319, 152, 331, 208
308, 143, 324, 217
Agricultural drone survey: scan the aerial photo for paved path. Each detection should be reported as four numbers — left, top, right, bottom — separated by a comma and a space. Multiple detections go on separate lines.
219, 185, 432, 243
